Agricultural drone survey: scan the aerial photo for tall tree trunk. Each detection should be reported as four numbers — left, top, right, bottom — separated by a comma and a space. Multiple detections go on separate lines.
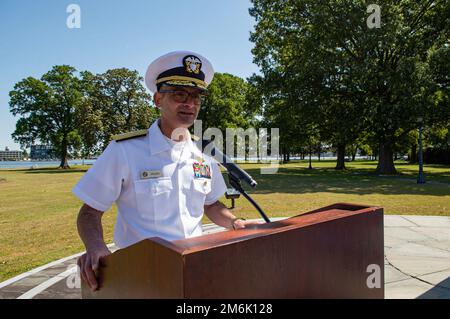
376, 143, 397, 175
308, 146, 312, 169
335, 143, 346, 170
410, 144, 417, 163
352, 148, 357, 161
59, 138, 70, 169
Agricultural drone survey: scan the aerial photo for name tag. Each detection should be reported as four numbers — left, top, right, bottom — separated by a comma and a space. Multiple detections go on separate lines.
140, 170, 162, 179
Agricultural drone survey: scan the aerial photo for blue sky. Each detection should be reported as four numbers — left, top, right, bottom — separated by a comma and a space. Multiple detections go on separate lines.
0, 0, 259, 150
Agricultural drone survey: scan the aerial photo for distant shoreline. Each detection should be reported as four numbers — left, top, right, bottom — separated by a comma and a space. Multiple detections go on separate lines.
0, 156, 377, 170
0, 159, 96, 169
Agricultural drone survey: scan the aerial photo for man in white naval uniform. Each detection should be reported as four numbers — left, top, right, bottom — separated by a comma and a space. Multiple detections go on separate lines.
73, 51, 261, 291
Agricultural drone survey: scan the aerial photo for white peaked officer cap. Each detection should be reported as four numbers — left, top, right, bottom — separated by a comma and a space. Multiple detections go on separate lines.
145, 51, 215, 93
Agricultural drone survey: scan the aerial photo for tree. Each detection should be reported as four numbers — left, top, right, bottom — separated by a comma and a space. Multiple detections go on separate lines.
10, 66, 159, 166
88, 68, 158, 149
198, 73, 258, 159
198, 73, 253, 131
77, 71, 107, 157
9, 65, 83, 168
249, 0, 369, 168
249, 0, 450, 174
247, 71, 307, 163
78, 68, 158, 154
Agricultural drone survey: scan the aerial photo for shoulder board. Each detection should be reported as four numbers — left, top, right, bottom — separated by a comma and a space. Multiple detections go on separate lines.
191, 134, 200, 141
112, 129, 147, 142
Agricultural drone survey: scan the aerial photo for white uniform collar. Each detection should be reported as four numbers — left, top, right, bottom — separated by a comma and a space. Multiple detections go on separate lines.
148, 119, 204, 159
148, 120, 172, 155
187, 135, 204, 159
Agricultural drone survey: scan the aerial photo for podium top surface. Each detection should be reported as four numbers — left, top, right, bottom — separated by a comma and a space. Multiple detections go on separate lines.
154, 202, 382, 255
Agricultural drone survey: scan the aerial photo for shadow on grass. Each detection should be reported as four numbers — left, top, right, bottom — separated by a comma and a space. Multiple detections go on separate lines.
355, 161, 450, 173
233, 167, 450, 197
3, 163, 450, 197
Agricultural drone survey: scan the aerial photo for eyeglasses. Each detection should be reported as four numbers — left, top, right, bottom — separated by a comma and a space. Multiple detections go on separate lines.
159, 89, 207, 105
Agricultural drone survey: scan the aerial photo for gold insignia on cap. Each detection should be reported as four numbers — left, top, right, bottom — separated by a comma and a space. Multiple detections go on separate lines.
156, 76, 207, 89
183, 55, 202, 74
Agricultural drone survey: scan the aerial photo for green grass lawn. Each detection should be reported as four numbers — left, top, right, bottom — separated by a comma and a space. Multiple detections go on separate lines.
0, 159, 449, 282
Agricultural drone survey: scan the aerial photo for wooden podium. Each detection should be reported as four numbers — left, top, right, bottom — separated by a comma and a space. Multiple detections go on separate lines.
82, 203, 384, 299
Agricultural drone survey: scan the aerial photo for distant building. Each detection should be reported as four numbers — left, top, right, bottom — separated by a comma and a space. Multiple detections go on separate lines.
30, 145, 54, 160
0, 148, 24, 161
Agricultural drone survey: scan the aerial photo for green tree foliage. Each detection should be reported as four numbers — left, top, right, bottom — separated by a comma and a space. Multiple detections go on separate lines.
9, 66, 158, 167
96, 68, 158, 148
197, 72, 267, 161
249, 0, 450, 174
77, 71, 107, 157
198, 72, 254, 132
9, 65, 83, 168
80, 68, 158, 150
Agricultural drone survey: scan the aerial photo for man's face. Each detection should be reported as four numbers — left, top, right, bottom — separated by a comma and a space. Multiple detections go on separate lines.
154, 85, 205, 129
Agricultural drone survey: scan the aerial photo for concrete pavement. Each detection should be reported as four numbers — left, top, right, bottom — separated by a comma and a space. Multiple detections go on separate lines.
384, 215, 450, 298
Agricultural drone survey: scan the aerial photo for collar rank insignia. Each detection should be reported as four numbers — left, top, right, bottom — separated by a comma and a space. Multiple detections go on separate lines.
183, 55, 202, 74
193, 162, 211, 179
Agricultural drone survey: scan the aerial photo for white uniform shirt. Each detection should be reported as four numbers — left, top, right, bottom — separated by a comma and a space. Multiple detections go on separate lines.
72, 120, 227, 249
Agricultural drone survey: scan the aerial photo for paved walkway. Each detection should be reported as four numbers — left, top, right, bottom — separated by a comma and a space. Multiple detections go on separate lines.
0, 215, 449, 299
384, 215, 450, 298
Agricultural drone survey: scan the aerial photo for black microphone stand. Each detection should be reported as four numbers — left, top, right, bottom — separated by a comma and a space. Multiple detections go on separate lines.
227, 171, 271, 223
200, 137, 271, 223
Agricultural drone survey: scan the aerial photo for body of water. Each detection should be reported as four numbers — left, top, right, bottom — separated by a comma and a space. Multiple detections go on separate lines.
0, 156, 372, 170
0, 160, 96, 169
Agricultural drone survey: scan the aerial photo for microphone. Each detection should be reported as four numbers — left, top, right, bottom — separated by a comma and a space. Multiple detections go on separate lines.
201, 138, 258, 188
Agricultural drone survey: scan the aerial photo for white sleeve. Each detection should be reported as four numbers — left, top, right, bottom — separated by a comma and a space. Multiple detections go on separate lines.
72, 141, 128, 212
204, 160, 228, 205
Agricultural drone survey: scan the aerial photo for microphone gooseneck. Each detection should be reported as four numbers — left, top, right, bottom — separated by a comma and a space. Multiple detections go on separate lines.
201, 138, 271, 223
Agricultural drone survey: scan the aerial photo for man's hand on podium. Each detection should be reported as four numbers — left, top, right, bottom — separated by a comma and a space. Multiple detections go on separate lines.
77, 245, 111, 292
204, 201, 264, 230
232, 218, 264, 230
